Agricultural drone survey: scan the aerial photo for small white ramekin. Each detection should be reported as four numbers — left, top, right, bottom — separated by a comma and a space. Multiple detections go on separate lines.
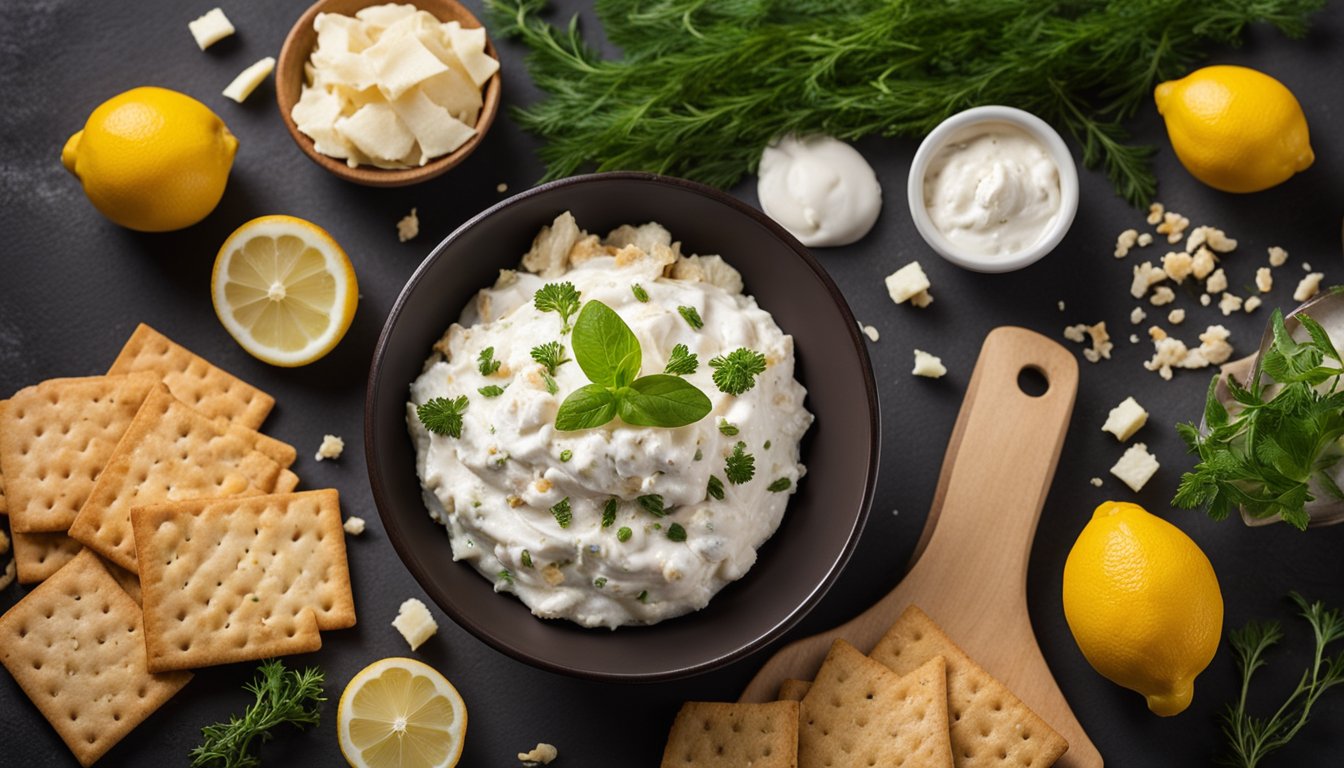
907, 106, 1079, 273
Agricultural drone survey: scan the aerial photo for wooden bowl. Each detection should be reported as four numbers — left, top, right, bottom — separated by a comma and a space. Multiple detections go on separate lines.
275, 0, 502, 187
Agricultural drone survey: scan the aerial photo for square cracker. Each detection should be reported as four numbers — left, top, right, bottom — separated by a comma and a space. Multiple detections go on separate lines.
778, 678, 812, 702
11, 530, 85, 584
0, 399, 7, 515
0, 373, 159, 533
0, 549, 192, 767
869, 606, 1068, 767
132, 489, 356, 673
108, 323, 274, 429
68, 385, 285, 573
660, 701, 798, 768
799, 640, 953, 768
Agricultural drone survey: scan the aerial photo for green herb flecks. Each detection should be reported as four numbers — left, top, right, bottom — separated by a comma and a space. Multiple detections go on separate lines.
478, 384, 506, 398
554, 300, 712, 430
417, 395, 469, 438
637, 590, 649, 603
498, 568, 514, 584
1221, 593, 1344, 768
542, 371, 559, 395
521, 550, 534, 568
601, 498, 618, 528
1175, 309, 1344, 531
534, 282, 582, 332
767, 477, 792, 492
189, 659, 325, 768
594, 577, 608, 588
489, 0, 1324, 207
710, 348, 767, 396
664, 343, 698, 376
718, 419, 739, 436
617, 526, 632, 542
631, 283, 649, 302
478, 347, 501, 376
667, 522, 687, 542
530, 340, 571, 375
678, 305, 703, 330
638, 494, 666, 517
707, 475, 724, 501
550, 497, 572, 528
726, 441, 755, 485
559, 448, 573, 462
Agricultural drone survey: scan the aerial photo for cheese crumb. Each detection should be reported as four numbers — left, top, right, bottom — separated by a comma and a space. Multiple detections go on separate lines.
1102, 396, 1149, 442
1168, 308, 1185, 325
1146, 202, 1165, 226
1058, 300, 1066, 312
392, 598, 438, 651
343, 517, 366, 536
860, 324, 880, 342
1206, 268, 1228, 294
1304, 262, 1313, 272
1089, 477, 1104, 488
1149, 286, 1176, 306
315, 434, 345, 461
1131, 261, 1167, 298
1130, 307, 1147, 325
1064, 322, 1113, 363
1157, 211, 1190, 244
1244, 296, 1262, 313
1114, 228, 1139, 259
1200, 293, 1211, 307
912, 349, 947, 378
1129, 334, 1140, 344
885, 262, 933, 307
1111, 443, 1160, 492
188, 8, 235, 50
1143, 324, 1233, 380
1268, 246, 1289, 267
0, 560, 14, 591
519, 743, 559, 766
1255, 267, 1273, 293
1190, 246, 1217, 281
397, 208, 420, 242
1295, 273, 1325, 302
1161, 250, 1194, 283
1137, 232, 1153, 247
223, 57, 276, 103
1219, 293, 1243, 316
1148, 325, 1167, 341
1185, 226, 1237, 254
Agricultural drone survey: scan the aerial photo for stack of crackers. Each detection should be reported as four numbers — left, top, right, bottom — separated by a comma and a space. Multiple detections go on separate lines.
0, 324, 356, 766
660, 605, 1068, 768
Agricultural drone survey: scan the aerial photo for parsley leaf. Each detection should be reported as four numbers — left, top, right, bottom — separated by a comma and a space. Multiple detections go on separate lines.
767, 477, 792, 492
530, 340, 571, 375
631, 283, 649, 302
550, 497, 572, 528
542, 371, 559, 395
725, 441, 756, 484
706, 474, 724, 500
710, 348, 767, 396
478, 384, 505, 398
478, 347, 501, 376
417, 395, 469, 438
663, 343, 698, 376
534, 282, 582, 332
617, 526, 632, 542
718, 419, 739, 436
601, 497, 618, 527
678, 305, 704, 330
667, 522, 687, 542
638, 494, 666, 517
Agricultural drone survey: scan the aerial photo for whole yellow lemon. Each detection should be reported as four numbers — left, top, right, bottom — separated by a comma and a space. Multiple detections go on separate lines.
60, 86, 238, 232
1062, 501, 1223, 716
1154, 65, 1313, 193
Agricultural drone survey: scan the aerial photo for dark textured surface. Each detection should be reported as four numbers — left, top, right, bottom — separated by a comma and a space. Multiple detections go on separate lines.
2, 1, 1343, 766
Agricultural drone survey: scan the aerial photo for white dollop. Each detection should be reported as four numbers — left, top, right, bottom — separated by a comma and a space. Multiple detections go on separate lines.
922, 126, 1060, 257
757, 135, 882, 247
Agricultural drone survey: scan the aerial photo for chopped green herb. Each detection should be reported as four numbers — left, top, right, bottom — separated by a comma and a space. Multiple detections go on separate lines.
542, 371, 559, 395
559, 449, 573, 462
637, 590, 649, 603
664, 343, 698, 376
521, 550, 533, 568
478, 347, 501, 376
767, 477, 792, 492
498, 568, 514, 584
550, 497, 572, 528
677, 305, 704, 330
706, 475, 725, 501
667, 523, 687, 542
764, 440, 772, 450
478, 384, 506, 398
638, 494, 666, 517
718, 419, 739, 436
594, 577, 608, 588
617, 526, 632, 542
189, 660, 325, 768
416, 395, 469, 438
709, 348, 767, 396
601, 497, 618, 527
534, 282, 582, 332
631, 283, 649, 302
694, 448, 703, 461
249, 595, 259, 602
530, 340, 571, 375
725, 441, 755, 484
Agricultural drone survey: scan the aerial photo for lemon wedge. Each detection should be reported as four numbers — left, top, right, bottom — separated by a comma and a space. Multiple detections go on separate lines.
337, 657, 467, 768
212, 215, 358, 367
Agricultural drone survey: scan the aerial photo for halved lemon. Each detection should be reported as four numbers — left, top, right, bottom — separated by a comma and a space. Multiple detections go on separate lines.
211, 215, 358, 367
337, 657, 467, 768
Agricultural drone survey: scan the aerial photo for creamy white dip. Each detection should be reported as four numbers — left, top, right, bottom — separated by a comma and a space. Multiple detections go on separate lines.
922, 125, 1061, 257
407, 213, 813, 628
757, 135, 882, 247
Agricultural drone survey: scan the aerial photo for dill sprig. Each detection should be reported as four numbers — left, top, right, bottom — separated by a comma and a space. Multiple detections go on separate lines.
488, 0, 1323, 206
189, 660, 326, 768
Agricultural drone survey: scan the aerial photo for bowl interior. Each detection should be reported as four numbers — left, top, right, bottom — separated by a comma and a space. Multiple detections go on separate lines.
367, 173, 879, 681
275, 0, 501, 188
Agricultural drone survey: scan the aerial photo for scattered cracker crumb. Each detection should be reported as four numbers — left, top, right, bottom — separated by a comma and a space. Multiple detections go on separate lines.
1114, 228, 1139, 259
1168, 309, 1186, 325
1219, 293, 1244, 316
1206, 269, 1228, 294
315, 434, 345, 461
392, 598, 438, 651
1090, 477, 1104, 488
1268, 246, 1288, 267
1162, 250, 1194, 283
1244, 296, 1262, 313
496, 182, 509, 194
1185, 226, 1237, 254
1147, 202, 1165, 226
1111, 443, 1160, 492
1149, 286, 1176, 306
885, 262, 934, 308
912, 349, 947, 378
1157, 211, 1190, 244
397, 208, 420, 242
1255, 267, 1273, 294
1295, 273, 1325, 302
1130, 307, 1147, 325
0, 528, 8, 557
1131, 261, 1167, 299
1200, 293, 1211, 307
1058, 300, 1066, 312
343, 517, 366, 536
1143, 325, 1232, 380
1303, 262, 1313, 272
0, 559, 13, 591
859, 323, 880, 342
1148, 325, 1167, 341
1065, 322, 1113, 363
1137, 232, 1153, 247
1190, 246, 1217, 281
519, 743, 559, 766
1130, 334, 1140, 344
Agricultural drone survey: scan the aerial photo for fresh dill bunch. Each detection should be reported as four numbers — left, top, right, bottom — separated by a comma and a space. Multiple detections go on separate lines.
488, 0, 1323, 206
417, 395, 469, 438
710, 348, 767, 396
664, 343, 698, 376
530, 340, 571, 374
189, 659, 326, 768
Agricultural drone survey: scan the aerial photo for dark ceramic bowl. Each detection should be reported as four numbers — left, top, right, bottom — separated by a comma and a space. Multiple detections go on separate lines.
366, 173, 879, 681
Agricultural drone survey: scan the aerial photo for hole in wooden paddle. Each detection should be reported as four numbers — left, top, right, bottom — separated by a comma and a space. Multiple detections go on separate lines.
1017, 366, 1049, 398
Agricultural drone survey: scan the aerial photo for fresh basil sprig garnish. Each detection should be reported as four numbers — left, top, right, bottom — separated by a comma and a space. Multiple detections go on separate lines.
555, 300, 712, 430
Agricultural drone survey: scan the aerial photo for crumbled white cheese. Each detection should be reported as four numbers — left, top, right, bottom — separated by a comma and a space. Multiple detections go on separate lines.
885, 262, 933, 307
223, 57, 276, 103
1131, 261, 1167, 299
1219, 293, 1243, 316
860, 324, 880, 342
1185, 225, 1237, 254
912, 349, 946, 378
392, 598, 438, 651
1162, 250, 1194, 283
1130, 306, 1147, 325
1244, 296, 1262, 313
315, 434, 345, 461
1089, 477, 1104, 488
1111, 443, 1160, 492
1206, 268, 1228, 294
1058, 300, 1066, 312
1200, 293, 1211, 307
1295, 272, 1325, 302
1190, 246, 1217, 281
518, 743, 559, 766
1102, 396, 1149, 442
1146, 202, 1165, 226
496, 182, 509, 193
1168, 308, 1185, 325
0, 560, 13, 591
1129, 334, 1140, 344
397, 208, 420, 242
1114, 228, 1138, 259
343, 516, 366, 536
188, 8, 235, 50
1268, 246, 1288, 267
1064, 322, 1113, 363
1255, 267, 1273, 293
1304, 262, 1313, 272
1137, 232, 1153, 247
1143, 325, 1233, 380
1149, 286, 1176, 307
1157, 211, 1190, 244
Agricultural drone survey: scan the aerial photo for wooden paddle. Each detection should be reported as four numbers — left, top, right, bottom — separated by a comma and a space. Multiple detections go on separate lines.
739, 326, 1102, 767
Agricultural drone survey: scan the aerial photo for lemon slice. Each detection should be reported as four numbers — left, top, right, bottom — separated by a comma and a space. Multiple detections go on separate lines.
337, 657, 467, 768
211, 215, 358, 367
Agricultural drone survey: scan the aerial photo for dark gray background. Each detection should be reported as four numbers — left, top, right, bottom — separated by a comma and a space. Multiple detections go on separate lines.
2, 1, 1343, 766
